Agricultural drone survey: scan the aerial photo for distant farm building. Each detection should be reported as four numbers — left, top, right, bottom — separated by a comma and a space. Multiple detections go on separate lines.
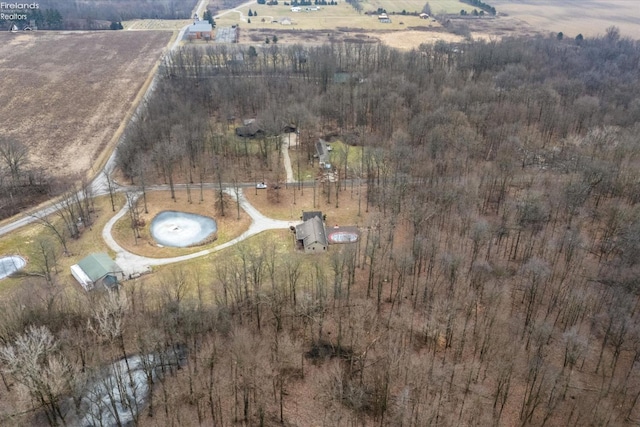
71, 253, 124, 291
188, 21, 213, 40
296, 213, 328, 253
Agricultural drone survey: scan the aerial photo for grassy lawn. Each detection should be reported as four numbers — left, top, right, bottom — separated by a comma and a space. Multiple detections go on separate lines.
137, 228, 318, 303
288, 146, 317, 183
111, 189, 252, 258
328, 141, 364, 174
0, 195, 125, 295
246, 181, 368, 226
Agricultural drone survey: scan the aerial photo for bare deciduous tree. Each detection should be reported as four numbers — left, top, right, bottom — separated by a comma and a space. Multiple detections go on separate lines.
0, 137, 29, 183
0, 325, 73, 426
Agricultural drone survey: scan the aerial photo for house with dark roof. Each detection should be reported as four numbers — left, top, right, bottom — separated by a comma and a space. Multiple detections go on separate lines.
71, 253, 124, 291
315, 139, 331, 169
235, 120, 265, 138
302, 211, 323, 222
295, 214, 328, 253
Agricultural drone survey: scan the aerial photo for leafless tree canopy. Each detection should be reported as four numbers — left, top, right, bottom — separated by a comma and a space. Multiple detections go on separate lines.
4, 30, 640, 425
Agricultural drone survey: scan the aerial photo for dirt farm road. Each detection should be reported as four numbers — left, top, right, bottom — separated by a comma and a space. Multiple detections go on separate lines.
281, 132, 298, 183
214, 0, 257, 21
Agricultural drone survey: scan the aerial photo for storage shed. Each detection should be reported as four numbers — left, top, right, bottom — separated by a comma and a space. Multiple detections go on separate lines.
71, 253, 124, 291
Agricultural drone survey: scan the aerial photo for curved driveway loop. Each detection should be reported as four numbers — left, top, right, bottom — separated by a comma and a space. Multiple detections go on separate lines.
103, 189, 298, 276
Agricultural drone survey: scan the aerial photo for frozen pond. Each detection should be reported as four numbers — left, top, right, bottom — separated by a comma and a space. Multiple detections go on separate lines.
0, 256, 26, 279
76, 355, 153, 427
150, 211, 217, 248
67, 346, 185, 427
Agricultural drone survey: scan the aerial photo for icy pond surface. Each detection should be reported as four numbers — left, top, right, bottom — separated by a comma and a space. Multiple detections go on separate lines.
69, 346, 185, 427
76, 355, 153, 427
0, 256, 26, 279
150, 211, 217, 248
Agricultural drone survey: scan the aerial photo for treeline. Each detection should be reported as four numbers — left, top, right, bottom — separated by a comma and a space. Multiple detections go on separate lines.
0, 137, 55, 221
460, 0, 496, 15
3, 29, 640, 425
345, 0, 363, 14
0, 0, 199, 31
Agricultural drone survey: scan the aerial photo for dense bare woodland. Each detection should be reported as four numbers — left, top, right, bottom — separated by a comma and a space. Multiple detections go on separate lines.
3, 28, 640, 425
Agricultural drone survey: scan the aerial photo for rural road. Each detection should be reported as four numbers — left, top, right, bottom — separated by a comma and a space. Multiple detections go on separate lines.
0, 0, 212, 238
93, 0, 209, 193
103, 188, 297, 276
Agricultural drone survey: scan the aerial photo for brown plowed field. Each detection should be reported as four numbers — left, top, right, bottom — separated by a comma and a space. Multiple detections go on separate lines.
0, 31, 171, 180
491, 0, 640, 39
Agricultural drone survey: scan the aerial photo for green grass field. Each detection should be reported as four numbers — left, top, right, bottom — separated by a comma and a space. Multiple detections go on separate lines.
0, 195, 124, 295
329, 141, 363, 172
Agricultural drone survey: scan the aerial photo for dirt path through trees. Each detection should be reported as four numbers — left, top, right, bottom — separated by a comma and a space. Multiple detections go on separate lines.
281, 133, 297, 183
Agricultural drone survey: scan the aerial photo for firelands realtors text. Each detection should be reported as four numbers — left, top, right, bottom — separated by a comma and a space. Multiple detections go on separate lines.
0, 2, 38, 20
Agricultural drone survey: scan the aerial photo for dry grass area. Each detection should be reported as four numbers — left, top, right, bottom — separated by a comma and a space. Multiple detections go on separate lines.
245, 183, 367, 227
223, 3, 518, 49
491, 0, 640, 39
238, 27, 372, 45
0, 31, 171, 180
226, 0, 640, 49
378, 28, 465, 48
237, 25, 466, 49
111, 189, 251, 258
218, 1, 450, 37
124, 19, 190, 30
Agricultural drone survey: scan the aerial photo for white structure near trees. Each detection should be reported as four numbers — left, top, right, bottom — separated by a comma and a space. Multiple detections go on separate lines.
71, 253, 124, 291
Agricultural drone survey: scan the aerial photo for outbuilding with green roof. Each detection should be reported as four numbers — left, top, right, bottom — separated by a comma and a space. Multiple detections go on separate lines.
71, 253, 124, 291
